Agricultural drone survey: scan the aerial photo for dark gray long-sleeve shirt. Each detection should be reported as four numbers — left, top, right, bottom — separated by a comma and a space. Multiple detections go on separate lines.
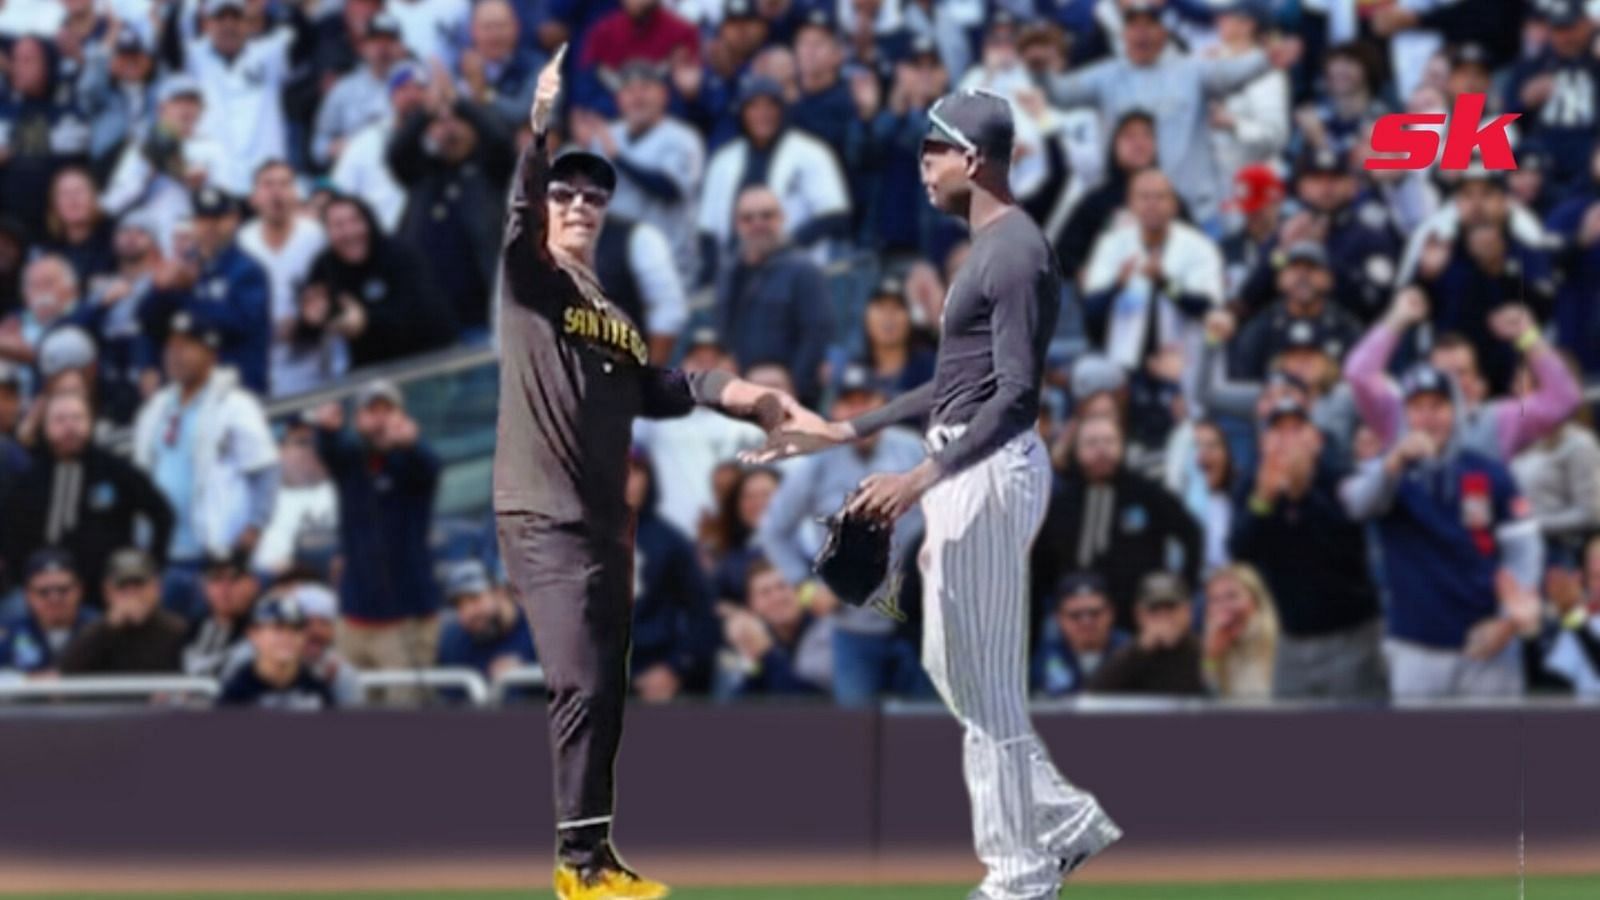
850, 207, 1059, 475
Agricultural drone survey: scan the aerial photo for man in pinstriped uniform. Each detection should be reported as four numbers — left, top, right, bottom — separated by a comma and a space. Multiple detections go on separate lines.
749, 90, 1121, 899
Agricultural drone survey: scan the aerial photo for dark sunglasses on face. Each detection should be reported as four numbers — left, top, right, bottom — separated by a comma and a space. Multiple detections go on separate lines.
29, 584, 74, 599
547, 182, 610, 209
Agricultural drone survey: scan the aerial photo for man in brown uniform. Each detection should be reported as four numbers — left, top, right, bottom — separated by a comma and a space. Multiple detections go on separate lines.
493, 47, 812, 900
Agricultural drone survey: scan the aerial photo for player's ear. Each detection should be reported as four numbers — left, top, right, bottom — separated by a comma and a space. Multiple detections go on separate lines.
963, 150, 981, 179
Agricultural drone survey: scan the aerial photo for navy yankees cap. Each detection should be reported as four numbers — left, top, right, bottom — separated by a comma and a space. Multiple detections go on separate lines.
1279, 240, 1330, 270
836, 363, 880, 398
724, 0, 758, 21
925, 89, 1014, 161
797, 8, 835, 35
443, 560, 492, 600
1401, 364, 1453, 401
1122, 0, 1165, 21
550, 149, 617, 193
191, 185, 236, 218
1055, 571, 1108, 601
365, 11, 403, 41
169, 309, 224, 350
253, 596, 308, 629
24, 547, 77, 583
1297, 146, 1346, 177
1536, 0, 1584, 27
114, 27, 150, 55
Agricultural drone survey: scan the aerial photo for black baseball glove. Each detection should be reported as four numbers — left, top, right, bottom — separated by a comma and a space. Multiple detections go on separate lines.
813, 490, 905, 620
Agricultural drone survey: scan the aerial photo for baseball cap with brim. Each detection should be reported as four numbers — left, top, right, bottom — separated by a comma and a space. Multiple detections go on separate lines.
738, 75, 786, 111
1213, 0, 1267, 25
1279, 240, 1330, 270
550, 150, 618, 193
1055, 571, 1108, 602
723, 0, 759, 21
169, 309, 223, 350
1071, 354, 1127, 401
38, 326, 97, 379
191, 185, 236, 218
1449, 42, 1493, 71
616, 58, 668, 84
203, 548, 254, 580
205, 0, 247, 16
1122, 0, 1165, 21
387, 60, 431, 94
797, 8, 835, 35
685, 326, 721, 351
908, 34, 940, 61
444, 560, 492, 601
365, 11, 403, 40
1537, 0, 1584, 27
0, 360, 22, 388
1297, 146, 1346, 178
115, 28, 150, 55
24, 547, 77, 583
1401, 365, 1453, 402
869, 275, 907, 306
924, 89, 1015, 161
285, 583, 338, 621
253, 596, 308, 629
105, 548, 156, 585
836, 362, 880, 398
356, 378, 403, 409
1263, 394, 1311, 426
157, 74, 204, 105
1455, 164, 1508, 189
1136, 572, 1189, 608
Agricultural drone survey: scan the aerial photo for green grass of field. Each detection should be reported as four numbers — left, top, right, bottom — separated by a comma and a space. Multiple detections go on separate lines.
10, 876, 1600, 900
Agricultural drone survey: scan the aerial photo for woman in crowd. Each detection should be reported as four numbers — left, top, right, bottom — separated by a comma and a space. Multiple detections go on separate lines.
1510, 353, 1600, 553
38, 167, 115, 284
1168, 419, 1237, 573
704, 466, 780, 604
1203, 564, 1279, 700
860, 282, 935, 402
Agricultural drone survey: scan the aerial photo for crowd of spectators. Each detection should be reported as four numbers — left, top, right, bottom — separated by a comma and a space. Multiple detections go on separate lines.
3, 0, 1600, 709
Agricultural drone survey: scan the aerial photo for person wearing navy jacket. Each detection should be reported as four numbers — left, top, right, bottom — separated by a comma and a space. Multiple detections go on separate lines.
141, 187, 271, 394
1341, 365, 1544, 699
312, 379, 443, 678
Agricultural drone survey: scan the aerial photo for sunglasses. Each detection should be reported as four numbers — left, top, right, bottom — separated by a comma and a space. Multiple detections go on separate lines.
547, 182, 610, 209
29, 584, 74, 599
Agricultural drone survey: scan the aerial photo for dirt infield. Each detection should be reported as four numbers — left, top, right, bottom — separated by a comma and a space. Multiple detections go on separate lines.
5, 841, 1597, 894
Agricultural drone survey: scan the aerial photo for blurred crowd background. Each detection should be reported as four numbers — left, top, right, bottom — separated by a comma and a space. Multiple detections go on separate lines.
2, 0, 1600, 710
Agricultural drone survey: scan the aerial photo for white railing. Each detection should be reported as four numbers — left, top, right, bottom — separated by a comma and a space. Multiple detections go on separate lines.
351, 667, 491, 707
488, 665, 547, 705
0, 675, 220, 704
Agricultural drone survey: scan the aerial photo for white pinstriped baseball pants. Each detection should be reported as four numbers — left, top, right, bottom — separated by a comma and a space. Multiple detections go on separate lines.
920, 428, 1120, 900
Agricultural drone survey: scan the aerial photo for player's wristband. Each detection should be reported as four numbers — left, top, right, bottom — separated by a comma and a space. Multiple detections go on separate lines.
1561, 607, 1589, 631
1515, 328, 1542, 353
1248, 494, 1275, 516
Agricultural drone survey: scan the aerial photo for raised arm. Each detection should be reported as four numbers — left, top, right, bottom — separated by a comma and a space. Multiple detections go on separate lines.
504, 45, 567, 263
1344, 289, 1424, 450
1484, 306, 1581, 459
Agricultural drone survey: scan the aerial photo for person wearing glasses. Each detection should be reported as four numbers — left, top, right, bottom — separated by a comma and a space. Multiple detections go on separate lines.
1032, 572, 1131, 697
0, 549, 98, 677
493, 47, 813, 900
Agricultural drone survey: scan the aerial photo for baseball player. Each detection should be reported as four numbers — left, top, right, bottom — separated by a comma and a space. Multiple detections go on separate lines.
495, 49, 811, 900
752, 91, 1122, 899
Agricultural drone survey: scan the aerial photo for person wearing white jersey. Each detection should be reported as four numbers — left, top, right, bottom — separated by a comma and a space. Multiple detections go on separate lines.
179, 0, 295, 197
387, 0, 471, 67
237, 161, 333, 396
329, 62, 429, 234
750, 90, 1121, 900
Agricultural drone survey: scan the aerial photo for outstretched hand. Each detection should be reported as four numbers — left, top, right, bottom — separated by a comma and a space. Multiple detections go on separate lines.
531, 43, 567, 132
739, 395, 852, 464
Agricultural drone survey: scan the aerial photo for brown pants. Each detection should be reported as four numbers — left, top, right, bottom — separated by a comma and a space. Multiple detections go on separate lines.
336, 615, 442, 706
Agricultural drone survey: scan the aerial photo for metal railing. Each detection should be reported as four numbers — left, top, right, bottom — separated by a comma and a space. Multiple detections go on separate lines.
351, 667, 491, 707
488, 665, 547, 705
0, 675, 220, 704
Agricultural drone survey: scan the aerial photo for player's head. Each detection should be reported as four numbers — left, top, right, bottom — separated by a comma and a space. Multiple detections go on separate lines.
919, 90, 1014, 216
545, 151, 616, 261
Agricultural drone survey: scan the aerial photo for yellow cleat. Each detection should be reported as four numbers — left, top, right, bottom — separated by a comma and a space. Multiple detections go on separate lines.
553, 862, 670, 900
